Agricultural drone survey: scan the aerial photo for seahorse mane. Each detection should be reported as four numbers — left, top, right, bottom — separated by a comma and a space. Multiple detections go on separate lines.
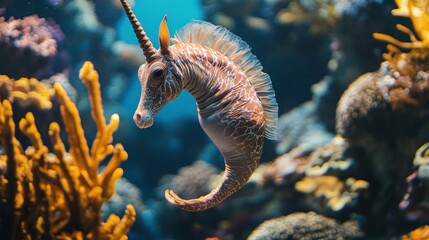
173, 20, 279, 140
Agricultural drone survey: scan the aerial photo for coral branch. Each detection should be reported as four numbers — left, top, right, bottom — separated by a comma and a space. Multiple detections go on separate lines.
374, 0, 429, 51
0, 61, 135, 239
55, 82, 93, 181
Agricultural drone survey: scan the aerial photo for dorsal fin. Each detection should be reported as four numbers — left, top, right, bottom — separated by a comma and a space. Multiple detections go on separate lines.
173, 21, 279, 140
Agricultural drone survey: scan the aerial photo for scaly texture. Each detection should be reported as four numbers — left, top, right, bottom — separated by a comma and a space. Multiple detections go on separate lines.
163, 41, 267, 211
173, 21, 278, 140
120, 0, 278, 211
0, 61, 135, 239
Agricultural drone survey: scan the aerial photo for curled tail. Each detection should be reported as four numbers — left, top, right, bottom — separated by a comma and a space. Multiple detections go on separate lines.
165, 156, 259, 211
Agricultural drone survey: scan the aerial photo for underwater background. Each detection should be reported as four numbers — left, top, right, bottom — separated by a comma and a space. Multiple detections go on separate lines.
1, 0, 429, 239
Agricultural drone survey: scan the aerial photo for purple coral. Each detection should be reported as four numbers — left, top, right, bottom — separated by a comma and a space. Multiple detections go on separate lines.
0, 15, 63, 78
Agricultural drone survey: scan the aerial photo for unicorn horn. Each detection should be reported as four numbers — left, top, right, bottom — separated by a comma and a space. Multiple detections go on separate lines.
119, 0, 157, 62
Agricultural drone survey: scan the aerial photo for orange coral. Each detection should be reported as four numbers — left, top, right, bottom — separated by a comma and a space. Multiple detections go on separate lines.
373, 0, 429, 76
403, 225, 429, 240
360, 0, 429, 112
0, 61, 135, 239
374, 0, 429, 50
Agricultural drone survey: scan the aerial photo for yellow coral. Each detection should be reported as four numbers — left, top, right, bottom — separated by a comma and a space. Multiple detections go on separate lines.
374, 0, 429, 50
403, 225, 429, 240
0, 61, 135, 239
295, 176, 369, 211
0, 75, 54, 110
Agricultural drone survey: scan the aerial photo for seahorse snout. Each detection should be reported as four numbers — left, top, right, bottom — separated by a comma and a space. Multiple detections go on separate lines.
133, 110, 153, 128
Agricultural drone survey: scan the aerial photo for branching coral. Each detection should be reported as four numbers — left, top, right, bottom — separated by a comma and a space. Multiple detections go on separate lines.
0, 75, 55, 110
247, 211, 363, 240
374, 0, 429, 50
369, 0, 429, 112
0, 61, 135, 239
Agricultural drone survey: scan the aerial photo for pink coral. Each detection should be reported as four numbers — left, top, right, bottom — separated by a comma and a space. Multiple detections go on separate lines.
0, 15, 63, 78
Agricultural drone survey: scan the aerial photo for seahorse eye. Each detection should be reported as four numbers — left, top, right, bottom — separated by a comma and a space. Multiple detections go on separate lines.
152, 68, 165, 78
148, 63, 166, 87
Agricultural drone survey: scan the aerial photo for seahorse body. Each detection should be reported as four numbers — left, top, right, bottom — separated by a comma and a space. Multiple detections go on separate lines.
120, 0, 278, 211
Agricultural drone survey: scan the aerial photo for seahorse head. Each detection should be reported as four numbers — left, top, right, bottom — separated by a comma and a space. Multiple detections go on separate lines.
119, 0, 182, 128
134, 51, 182, 128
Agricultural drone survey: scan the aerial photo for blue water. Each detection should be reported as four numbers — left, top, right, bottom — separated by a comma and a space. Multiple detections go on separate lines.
118, 0, 203, 125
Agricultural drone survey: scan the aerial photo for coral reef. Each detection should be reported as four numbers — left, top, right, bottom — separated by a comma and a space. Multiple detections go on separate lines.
0, 15, 63, 78
260, 135, 368, 215
247, 211, 363, 240
336, 50, 429, 140
0, 61, 135, 239
332, 0, 429, 235
3, 0, 429, 238
259, 149, 310, 187
244, 0, 429, 237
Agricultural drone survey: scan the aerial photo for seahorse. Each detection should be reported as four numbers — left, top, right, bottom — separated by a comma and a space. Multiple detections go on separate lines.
120, 0, 278, 211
